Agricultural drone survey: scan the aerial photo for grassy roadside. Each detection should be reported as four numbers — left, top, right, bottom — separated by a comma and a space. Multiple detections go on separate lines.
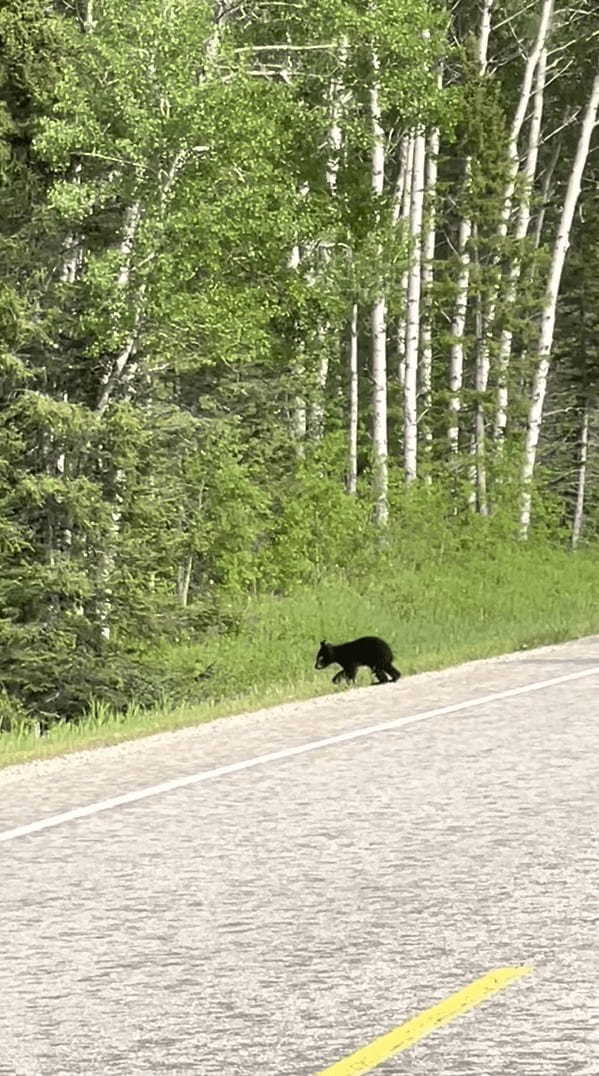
2, 541, 599, 769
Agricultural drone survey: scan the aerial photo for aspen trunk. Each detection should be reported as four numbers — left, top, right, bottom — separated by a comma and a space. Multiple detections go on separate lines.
347, 302, 359, 495
494, 44, 548, 447
178, 555, 193, 607
56, 164, 85, 562
370, 56, 388, 525
519, 70, 599, 539
404, 129, 426, 482
448, 178, 472, 454
474, 0, 554, 504
420, 109, 440, 483
97, 201, 143, 413
371, 294, 388, 525
287, 242, 307, 455
395, 134, 415, 387
473, 274, 487, 513
571, 401, 590, 550
310, 51, 348, 441
60, 165, 84, 283
502, 129, 563, 422
448, 0, 493, 454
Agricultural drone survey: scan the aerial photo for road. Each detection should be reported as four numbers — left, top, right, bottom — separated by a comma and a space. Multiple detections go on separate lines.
1, 636, 598, 1075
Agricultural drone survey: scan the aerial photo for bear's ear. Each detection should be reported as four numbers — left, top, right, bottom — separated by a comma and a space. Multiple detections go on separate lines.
320, 639, 326, 646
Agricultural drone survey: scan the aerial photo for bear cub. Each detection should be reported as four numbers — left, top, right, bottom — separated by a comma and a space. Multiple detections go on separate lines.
315, 636, 401, 685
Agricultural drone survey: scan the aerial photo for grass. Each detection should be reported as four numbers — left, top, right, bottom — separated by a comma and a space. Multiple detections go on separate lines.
2, 540, 599, 769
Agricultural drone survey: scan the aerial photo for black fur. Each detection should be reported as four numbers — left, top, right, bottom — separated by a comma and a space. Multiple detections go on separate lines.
315, 636, 401, 685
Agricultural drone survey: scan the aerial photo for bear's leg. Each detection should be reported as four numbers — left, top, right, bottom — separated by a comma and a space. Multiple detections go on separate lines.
373, 667, 390, 684
385, 663, 401, 681
341, 663, 358, 684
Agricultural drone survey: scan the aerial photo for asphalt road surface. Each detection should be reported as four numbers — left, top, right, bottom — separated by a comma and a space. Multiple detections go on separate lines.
1, 636, 598, 1076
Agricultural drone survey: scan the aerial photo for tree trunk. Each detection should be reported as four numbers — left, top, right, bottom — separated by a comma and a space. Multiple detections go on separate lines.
448, 175, 472, 454
97, 201, 143, 414
178, 554, 193, 607
370, 55, 388, 525
394, 133, 415, 387
287, 242, 307, 455
420, 110, 440, 483
571, 401, 590, 550
448, 0, 493, 455
404, 128, 426, 483
475, 0, 554, 503
473, 270, 487, 513
347, 302, 359, 495
494, 43, 548, 447
519, 69, 599, 539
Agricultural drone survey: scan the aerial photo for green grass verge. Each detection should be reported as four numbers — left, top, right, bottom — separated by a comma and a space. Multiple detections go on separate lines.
2, 541, 599, 769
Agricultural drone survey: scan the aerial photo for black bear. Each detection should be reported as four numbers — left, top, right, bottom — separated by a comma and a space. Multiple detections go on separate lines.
315, 636, 401, 685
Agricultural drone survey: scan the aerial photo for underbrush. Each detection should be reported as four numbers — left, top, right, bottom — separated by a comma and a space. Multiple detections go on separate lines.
2, 538, 599, 768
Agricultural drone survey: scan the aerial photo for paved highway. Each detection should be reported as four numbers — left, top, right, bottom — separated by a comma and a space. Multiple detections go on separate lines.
1, 636, 598, 1075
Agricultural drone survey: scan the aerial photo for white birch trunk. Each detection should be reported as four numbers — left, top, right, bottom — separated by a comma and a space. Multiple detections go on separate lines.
370, 56, 388, 525
97, 201, 143, 413
395, 134, 415, 386
420, 103, 441, 483
448, 176, 472, 454
519, 69, 599, 539
371, 291, 388, 525
404, 128, 426, 482
488, 0, 554, 265
178, 554, 193, 607
477, 0, 493, 69
473, 276, 487, 512
494, 44, 548, 446
448, 0, 493, 454
310, 49, 349, 441
83, 0, 95, 32
505, 130, 563, 407
474, 0, 554, 506
287, 242, 307, 455
56, 164, 85, 564
571, 401, 590, 550
347, 302, 359, 495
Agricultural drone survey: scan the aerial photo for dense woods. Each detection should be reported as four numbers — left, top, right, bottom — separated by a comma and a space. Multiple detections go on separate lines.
1, 0, 598, 728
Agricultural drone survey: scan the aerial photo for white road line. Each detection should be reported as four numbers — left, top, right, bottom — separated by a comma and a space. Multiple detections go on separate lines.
1, 665, 598, 845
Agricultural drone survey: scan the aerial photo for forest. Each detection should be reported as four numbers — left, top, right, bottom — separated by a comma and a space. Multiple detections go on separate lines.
1, 0, 599, 743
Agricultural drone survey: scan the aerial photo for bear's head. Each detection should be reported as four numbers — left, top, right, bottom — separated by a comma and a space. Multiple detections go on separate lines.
315, 640, 334, 669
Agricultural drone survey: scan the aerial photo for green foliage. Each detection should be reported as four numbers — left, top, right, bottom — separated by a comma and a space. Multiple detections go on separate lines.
260, 436, 372, 589
1, 0, 599, 738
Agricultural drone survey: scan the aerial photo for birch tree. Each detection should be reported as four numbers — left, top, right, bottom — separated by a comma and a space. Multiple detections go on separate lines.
308, 47, 348, 441
493, 42, 549, 447
347, 302, 359, 495
472, 0, 554, 513
420, 103, 441, 480
394, 133, 415, 386
403, 128, 426, 482
370, 52, 389, 525
519, 69, 599, 539
571, 400, 591, 549
448, 0, 493, 454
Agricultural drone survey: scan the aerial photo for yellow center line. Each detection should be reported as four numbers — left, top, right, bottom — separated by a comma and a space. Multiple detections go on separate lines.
314, 965, 533, 1075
